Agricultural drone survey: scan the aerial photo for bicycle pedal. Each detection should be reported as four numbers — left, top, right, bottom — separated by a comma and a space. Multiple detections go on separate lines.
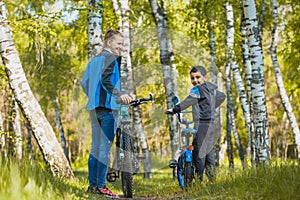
107, 171, 118, 182
169, 159, 178, 168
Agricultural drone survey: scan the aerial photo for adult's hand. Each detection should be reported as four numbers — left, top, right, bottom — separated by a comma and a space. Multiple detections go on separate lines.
120, 94, 132, 104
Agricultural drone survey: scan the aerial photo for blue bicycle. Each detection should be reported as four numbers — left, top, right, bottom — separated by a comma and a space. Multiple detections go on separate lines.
165, 97, 197, 189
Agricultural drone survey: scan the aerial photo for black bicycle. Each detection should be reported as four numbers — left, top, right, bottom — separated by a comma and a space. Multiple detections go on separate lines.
107, 94, 153, 198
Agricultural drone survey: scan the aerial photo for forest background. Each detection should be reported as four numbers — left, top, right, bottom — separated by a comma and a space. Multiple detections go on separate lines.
0, 0, 300, 199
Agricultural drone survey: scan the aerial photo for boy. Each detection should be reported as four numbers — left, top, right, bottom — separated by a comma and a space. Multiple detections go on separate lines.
166, 66, 226, 182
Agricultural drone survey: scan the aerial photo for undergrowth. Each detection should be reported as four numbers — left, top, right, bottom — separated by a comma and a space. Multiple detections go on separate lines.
0, 155, 299, 200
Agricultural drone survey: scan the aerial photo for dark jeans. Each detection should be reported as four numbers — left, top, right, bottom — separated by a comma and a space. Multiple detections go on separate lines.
192, 121, 218, 182
88, 108, 118, 188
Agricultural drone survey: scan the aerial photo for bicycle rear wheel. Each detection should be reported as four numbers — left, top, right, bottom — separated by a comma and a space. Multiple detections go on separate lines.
121, 131, 133, 198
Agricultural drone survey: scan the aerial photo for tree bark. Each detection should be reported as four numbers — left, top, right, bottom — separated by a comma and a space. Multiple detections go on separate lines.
0, 109, 6, 157
270, 0, 300, 159
258, 0, 268, 34
13, 100, 22, 164
113, 0, 153, 178
0, 1, 74, 179
208, 13, 223, 166
240, 8, 253, 160
149, 0, 181, 167
243, 0, 270, 164
54, 99, 69, 162
26, 122, 34, 165
225, 2, 246, 166
88, 0, 103, 59
225, 53, 234, 168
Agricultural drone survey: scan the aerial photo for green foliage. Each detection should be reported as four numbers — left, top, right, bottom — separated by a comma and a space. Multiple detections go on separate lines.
1, 0, 300, 190
102, 0, 119, 31
0, 156, 80, 200
1, 155, 299, 200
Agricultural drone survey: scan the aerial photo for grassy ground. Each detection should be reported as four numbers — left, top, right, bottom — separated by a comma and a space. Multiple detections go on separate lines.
0, 155, 299, 200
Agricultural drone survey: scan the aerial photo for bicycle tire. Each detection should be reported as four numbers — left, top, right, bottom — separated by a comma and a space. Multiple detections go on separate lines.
121, 131, 133, 198
184, 162, 193, 187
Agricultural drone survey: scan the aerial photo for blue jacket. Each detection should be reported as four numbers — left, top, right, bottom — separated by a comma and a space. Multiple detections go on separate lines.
81, 49, 121, 111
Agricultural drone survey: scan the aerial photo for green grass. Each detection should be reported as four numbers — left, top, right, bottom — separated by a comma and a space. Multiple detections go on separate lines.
0, 155, 299, 200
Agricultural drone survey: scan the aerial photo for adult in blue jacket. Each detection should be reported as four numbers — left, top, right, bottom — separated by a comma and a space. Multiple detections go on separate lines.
81, 29, 131, 198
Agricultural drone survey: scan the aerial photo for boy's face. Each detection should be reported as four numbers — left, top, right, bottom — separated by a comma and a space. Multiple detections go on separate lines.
190, 71, 205, 86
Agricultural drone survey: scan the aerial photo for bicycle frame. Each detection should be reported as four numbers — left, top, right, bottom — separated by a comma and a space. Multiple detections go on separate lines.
166, 97, 197, 189
107, 94, 152, 198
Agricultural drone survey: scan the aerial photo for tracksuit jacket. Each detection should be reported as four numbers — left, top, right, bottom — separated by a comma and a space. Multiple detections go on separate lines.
172, 82, 226, 124
81, 49, 122, 111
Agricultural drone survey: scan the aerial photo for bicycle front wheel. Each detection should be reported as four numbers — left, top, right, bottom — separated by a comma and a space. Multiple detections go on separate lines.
184, 162, 193, 188
121, 131, 133, 198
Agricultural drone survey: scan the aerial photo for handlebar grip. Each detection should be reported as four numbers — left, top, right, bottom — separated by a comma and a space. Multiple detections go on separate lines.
165, 111, 174, 115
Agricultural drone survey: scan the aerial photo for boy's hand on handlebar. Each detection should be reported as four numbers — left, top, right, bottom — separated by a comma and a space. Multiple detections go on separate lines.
120, 94, 132, 104
165, 109, 174, 115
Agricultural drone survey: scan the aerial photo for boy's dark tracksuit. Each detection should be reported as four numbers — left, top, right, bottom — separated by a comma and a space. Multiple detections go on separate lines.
172, 82, 226, 181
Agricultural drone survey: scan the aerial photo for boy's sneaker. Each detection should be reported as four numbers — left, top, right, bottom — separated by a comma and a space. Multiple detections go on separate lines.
99, 186, 119, 198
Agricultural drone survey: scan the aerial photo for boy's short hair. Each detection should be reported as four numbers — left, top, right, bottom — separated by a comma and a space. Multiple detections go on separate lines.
190, 66, 207, 76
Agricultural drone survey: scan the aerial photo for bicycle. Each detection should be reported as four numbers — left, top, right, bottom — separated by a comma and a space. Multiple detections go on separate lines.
165, 97, 197, 189
106, 93, 153, 198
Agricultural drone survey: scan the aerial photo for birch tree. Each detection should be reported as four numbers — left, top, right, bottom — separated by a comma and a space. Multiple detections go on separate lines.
86, 0, 103, 170
12, 100, 22, 164
240, 9, 254, 159
26, 122, 34, 165
0, 1, 74, 179
243, 0, 270, 163
281, 112, 289, 160
258, 0, 268, 34
225, 2, 246, 165
88, 0, 103, 58
149, 0, 181, 167
208, 12, 223, 166
112, 0, 152, 178
54, 99, 69, 162
0, 109, 5, 157
270, 0, 300, 159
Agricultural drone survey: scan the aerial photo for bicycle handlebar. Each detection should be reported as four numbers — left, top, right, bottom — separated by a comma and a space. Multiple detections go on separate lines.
116, 93, 153, 106
130, 93, 153, 107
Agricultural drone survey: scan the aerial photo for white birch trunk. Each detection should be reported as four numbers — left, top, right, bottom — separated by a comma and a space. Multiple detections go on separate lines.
0, 1, 74, 179
209, 13, 223, 166
26, 123, 34, 165
54, 99, 69, 161
149, 0, 180, 164
259, 0, 267, 34
111, 0, 122, 28
226, 2, 247, 164
115, 0, 153, 177
87, 0, 102, 164
230, 107, 245, 165
282, 112, 289, 161
241, 9, 254, 159
225, 103, 234, 167
88, 0, 103, 58
13, 100, 22, 164
243, 0, 270, 163
225, 60, 234, 167
270, 0, 300, 159
0, 109, 6, 157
